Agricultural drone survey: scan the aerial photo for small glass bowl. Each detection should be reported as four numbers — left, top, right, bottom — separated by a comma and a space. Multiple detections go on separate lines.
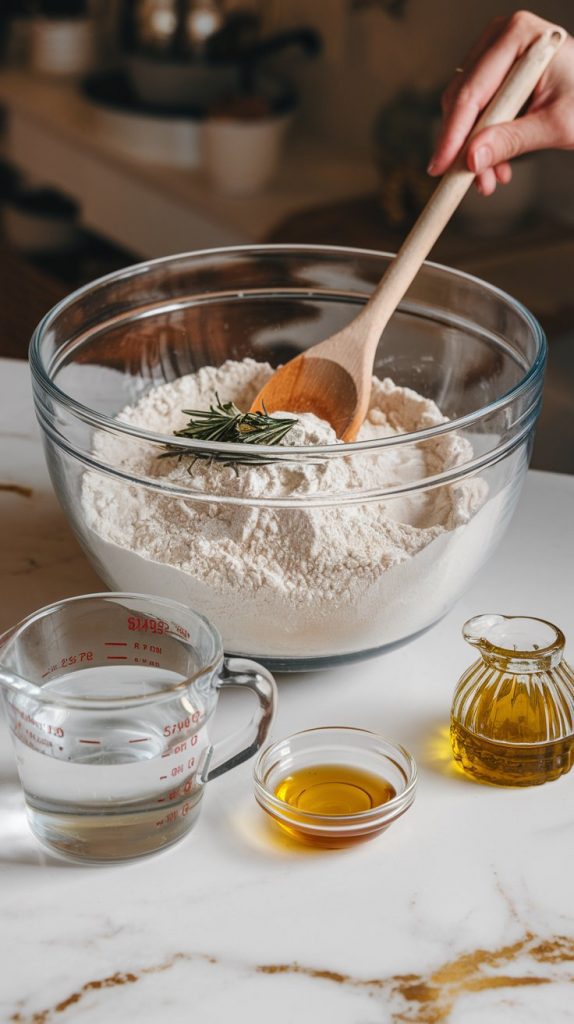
253, 726, 417, 848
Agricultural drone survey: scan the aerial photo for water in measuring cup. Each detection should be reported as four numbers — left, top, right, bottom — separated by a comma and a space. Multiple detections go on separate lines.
10, 666, 210, 862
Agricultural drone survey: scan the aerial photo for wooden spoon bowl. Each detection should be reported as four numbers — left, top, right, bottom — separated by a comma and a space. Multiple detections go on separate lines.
252, 355, 359, 439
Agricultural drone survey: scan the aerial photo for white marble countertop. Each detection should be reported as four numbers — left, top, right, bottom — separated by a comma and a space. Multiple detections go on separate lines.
1, 356, 574, 1023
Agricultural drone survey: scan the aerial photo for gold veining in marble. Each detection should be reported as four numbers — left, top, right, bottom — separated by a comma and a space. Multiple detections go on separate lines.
10, 973, 138, 1024
5, 928, 574, 1022
258, 932, 574, 1022
9, 953, 218, 1024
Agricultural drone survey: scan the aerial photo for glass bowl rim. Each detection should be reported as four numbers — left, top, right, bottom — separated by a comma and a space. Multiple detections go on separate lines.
253, 724, 418, 824
29, 243, 547, 459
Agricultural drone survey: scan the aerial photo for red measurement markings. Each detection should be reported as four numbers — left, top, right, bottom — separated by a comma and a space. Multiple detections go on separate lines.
166, 803, 191, 824
127, 616, 169, 635
159, 776, 195, 804
161, 744, 198, 767
41, 670, 52, 678
59, 652, 93, 669
79, 739, 101, 745
160, 775, 168, 780
163, 716, 200, 738
133, 642, 162, 654
128, 737, 150, 744
105, 641, 128, 661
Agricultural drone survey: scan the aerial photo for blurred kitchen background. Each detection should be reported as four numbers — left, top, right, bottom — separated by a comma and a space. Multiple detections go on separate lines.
0, 0, 572, 471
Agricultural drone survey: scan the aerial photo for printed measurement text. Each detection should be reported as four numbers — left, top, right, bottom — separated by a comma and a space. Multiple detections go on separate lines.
163, 714, 201, 737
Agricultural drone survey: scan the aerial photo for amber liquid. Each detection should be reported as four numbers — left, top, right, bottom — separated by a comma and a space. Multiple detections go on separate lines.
274, 764, 396, 847
450, 719, 574, 787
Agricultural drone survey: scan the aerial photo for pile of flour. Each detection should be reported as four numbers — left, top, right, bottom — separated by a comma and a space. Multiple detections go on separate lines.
82, 358, 499, 659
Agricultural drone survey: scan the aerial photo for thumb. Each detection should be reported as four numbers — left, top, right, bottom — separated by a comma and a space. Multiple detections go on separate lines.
466, 112, 554, 172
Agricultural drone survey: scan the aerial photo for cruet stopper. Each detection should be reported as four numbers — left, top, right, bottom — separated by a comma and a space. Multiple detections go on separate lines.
450, 614, 574, 786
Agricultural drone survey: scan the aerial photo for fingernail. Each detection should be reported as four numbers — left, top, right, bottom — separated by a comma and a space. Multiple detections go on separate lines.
427, 160, 436, 175
472, 146, 491, 173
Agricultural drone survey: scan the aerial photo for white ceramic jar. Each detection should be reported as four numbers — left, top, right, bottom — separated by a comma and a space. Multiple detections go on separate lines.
202, 113, 291, 196
29, 17, 96, 78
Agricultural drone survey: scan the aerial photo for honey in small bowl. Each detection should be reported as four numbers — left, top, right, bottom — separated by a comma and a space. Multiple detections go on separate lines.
273, 762, 397, 847
276, 763, 396, 815
254, 727, 416, 848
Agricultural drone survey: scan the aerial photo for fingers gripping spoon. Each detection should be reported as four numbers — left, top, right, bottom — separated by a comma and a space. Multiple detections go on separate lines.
251, 27, 566, 440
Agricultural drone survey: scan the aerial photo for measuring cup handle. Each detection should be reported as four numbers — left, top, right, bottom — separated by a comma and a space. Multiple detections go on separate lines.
204, 657, 277, 782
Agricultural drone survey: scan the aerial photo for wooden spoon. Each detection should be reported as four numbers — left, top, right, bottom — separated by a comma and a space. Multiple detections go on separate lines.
251, 27, 565, 440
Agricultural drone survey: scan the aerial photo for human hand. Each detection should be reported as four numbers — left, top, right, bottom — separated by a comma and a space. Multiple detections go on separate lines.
428, 11, 574, 194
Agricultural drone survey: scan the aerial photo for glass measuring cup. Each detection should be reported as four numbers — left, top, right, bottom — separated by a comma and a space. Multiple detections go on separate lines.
0, 593, 277, 863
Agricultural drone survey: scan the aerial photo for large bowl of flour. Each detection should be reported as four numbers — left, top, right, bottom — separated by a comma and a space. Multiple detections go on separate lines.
30, 246, 545, 670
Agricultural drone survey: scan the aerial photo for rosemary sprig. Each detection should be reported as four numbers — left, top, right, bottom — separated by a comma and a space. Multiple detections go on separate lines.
159, 394, 298, 468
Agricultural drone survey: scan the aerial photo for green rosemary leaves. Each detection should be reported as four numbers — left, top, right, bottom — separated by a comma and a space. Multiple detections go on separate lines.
159, 395, 297, 468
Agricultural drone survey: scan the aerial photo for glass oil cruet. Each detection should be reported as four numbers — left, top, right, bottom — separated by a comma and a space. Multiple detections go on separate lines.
450, 615, 574, 786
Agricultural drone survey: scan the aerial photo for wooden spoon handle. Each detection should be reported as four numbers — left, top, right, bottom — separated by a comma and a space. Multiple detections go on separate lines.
363, 26, 567, 346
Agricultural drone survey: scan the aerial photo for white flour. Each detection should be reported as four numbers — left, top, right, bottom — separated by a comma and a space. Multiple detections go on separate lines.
81, 359, 500, 660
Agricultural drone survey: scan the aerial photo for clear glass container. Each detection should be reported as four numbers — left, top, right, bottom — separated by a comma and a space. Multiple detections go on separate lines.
29, 245, 546, 670
0, 592, 276, 862
253, 726, 417, 847
450, 614, 574, 786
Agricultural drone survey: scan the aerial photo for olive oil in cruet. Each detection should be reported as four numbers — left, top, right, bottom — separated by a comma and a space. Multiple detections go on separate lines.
450, 615, 574, 786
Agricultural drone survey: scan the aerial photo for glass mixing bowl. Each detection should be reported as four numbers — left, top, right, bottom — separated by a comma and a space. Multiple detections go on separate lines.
30, 245, 545, 671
